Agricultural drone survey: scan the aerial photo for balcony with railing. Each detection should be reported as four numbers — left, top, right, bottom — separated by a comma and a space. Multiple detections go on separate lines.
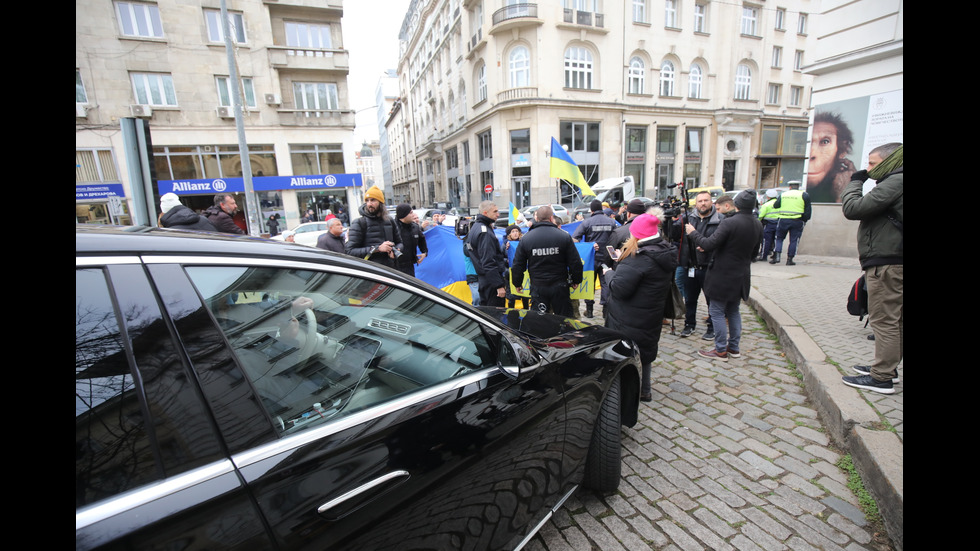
276, 108, 355, 127
497, 87, 538, 103
490, 3, 542, 35
268, 47, 349, 72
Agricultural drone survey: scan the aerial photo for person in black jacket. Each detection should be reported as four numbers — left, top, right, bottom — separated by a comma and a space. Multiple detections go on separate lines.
671, 191, 725, 340
315, 218, 346, 254
160, 193, 218, 232
572, 200, 618, 318
685, 190, 762, 361
203, 194, 245, 234
394, 204, 428, 277
608, 198, 649, 253
267, 214, 280, 237
467, 201, 508, 307
604, 214, 677, 401
345, 186, 403, 268
511, 205, 583, 316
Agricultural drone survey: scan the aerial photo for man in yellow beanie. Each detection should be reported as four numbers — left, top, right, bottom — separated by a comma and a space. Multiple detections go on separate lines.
345, 185, 404, 268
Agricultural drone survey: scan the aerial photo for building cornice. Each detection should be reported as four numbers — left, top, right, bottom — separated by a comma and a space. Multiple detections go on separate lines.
805, 39, 903, 76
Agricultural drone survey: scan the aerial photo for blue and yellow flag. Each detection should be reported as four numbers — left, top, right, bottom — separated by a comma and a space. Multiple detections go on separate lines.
508, 202, 521, 225
549, 137, 594, 196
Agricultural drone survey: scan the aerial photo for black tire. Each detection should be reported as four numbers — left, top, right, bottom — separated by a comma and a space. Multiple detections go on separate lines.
583, 376, 622, 493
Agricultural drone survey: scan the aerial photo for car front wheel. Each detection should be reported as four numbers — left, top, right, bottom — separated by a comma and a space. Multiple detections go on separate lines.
583, 376, 622, 493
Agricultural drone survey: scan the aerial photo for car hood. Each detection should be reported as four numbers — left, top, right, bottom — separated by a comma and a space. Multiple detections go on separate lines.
477, 307, 628, 349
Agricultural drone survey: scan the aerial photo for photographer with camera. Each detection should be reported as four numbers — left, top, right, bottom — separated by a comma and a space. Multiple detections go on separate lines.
345, 186, 404, 269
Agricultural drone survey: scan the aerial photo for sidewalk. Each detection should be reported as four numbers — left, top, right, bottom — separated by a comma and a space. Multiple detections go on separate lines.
746, 254, 903, 548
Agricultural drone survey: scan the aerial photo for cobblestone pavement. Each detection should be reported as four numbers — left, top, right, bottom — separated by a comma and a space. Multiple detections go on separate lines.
528, 257, 899, 550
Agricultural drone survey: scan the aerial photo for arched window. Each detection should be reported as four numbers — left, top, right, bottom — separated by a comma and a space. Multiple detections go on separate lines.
564, 47, 593, 89
459, 81, 467, 117
688, 63, 703, 99
628, 57, 645, 94
660, 60, 675, 96
509, 46, 530, 88
476, 64, 487, 102
735, 64, 751, 100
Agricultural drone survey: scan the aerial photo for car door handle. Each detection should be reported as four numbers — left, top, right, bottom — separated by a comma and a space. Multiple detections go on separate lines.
317, 470, 411, 516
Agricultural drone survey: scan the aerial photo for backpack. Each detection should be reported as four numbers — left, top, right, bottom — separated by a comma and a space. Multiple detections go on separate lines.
847, 275, 869, 321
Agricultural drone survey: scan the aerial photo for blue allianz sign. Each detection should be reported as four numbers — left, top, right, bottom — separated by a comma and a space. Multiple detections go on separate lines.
77, 183, 125, 200
158, 173, 363, 195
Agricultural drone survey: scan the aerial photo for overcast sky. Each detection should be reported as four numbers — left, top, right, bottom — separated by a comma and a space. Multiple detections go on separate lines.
344, 0, 411, 143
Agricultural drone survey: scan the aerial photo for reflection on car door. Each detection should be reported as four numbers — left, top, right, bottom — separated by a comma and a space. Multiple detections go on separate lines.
175, 263, 574, 550
75, 263, 275, 550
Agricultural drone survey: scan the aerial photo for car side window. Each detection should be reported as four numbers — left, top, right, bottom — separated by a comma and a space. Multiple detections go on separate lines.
76, 267, 225, 509
186, 266, 496, 436
76, 268, 159, 507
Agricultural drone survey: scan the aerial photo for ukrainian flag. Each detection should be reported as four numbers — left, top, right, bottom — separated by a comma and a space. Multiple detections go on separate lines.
549, 137, 594, 196
508, 202, 521, 225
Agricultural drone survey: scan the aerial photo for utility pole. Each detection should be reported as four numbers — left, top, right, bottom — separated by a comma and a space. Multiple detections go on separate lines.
221, 0, 261, 235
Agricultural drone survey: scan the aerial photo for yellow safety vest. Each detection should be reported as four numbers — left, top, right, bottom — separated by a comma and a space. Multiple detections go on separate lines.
772, 190, 805, 219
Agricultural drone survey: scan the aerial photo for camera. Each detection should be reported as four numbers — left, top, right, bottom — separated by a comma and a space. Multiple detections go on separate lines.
658, 196, 686, 219
455, 216, 475, 239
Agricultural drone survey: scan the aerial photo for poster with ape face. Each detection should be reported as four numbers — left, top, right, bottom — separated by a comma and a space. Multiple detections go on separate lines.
806, 90, 903, 203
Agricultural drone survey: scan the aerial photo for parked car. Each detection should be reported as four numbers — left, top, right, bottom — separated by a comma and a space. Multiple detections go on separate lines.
521, 204, 571, 225
75, 225, 641, 551
270, 221, 332, 247
449, 206, 480, 218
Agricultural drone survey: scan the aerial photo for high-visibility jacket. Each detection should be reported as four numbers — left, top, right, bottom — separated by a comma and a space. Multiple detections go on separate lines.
758, 199, 779, 222
771, 190, 810, 221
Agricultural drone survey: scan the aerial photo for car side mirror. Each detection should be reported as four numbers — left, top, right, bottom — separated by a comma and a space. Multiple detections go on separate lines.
493, 329, 541, 380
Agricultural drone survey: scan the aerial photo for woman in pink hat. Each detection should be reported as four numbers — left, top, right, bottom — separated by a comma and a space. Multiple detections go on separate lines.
602, 213, 678, 402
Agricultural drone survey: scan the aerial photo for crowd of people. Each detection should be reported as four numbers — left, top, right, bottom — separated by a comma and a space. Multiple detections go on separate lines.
158, 144, 902, 398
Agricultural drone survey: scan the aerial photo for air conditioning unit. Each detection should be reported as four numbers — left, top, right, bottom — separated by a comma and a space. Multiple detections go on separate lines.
216, 106, 235, 118
130, 104, 152, 117
264, 93, 281, 105
76, 104, 88, 118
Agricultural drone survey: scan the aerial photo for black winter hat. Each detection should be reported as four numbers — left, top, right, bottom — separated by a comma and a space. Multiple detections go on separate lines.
590, 199, 603, 212
734, 190, 757, 210
626, 198, 647, 214
396, 204, 413, 220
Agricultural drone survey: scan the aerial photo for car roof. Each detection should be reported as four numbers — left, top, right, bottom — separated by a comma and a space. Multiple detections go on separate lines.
76, 225, 385, 275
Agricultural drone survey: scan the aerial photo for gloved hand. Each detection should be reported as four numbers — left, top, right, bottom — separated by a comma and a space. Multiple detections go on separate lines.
851, 169, 869, 182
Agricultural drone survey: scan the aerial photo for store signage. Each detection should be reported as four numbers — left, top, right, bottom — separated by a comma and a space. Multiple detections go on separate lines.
158, 173, 364, 195
76, 183, 125, 200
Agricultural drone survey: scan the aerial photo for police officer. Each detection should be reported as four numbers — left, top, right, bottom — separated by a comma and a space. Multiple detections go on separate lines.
756, 188, 780, 262
467, 201, 508, 307
769, 181, 812, 265
511, 205, 583, 316
572, 200, 618, 318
